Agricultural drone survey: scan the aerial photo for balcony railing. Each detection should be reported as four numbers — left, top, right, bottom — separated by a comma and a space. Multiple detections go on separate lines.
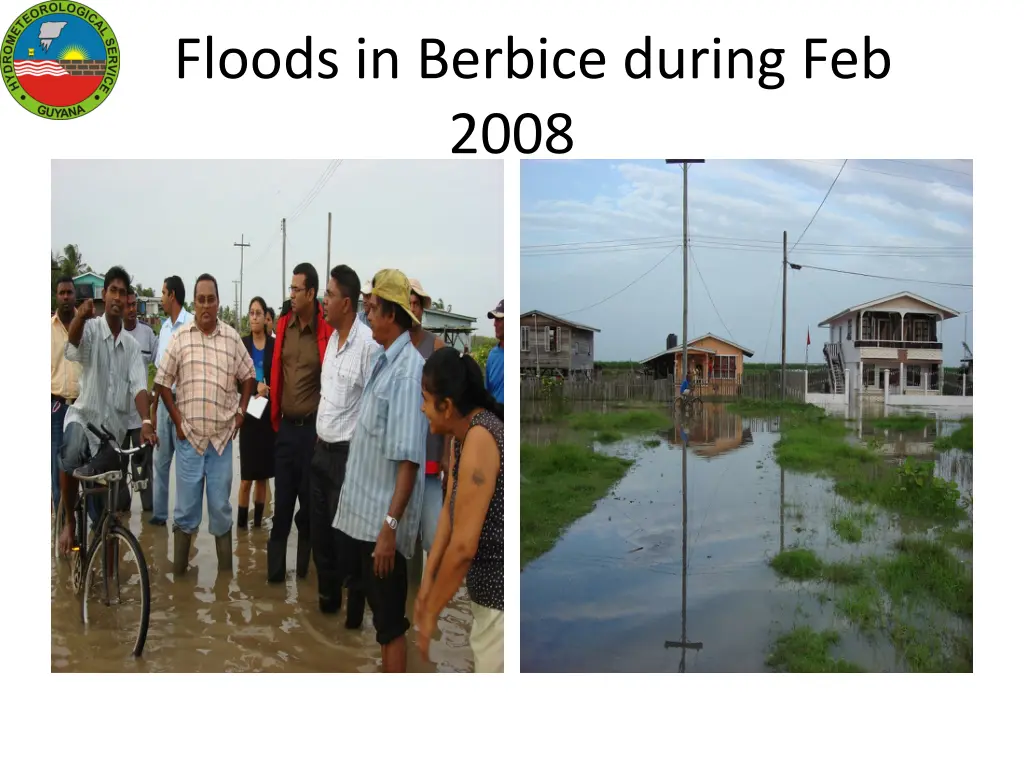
854, 340, 942, 350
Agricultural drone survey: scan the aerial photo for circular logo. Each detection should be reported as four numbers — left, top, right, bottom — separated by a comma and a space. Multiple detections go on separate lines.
3, 3, 119, 120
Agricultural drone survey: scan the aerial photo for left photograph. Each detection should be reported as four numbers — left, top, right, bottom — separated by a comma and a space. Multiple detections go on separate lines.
50, 159, 505, 673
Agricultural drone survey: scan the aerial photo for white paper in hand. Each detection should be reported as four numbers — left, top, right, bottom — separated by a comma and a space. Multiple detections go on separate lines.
247, 396, 268, 420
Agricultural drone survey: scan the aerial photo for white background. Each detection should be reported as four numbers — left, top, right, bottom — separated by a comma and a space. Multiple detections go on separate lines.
8, 0, 1017, 764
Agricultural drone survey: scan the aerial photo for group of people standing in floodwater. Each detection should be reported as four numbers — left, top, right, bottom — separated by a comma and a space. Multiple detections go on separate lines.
51, 261, 505, 672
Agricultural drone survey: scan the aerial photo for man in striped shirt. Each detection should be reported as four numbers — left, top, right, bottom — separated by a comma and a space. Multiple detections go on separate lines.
310, 264, 378, 621
153, 274, 256, 574
333, 269, 429, 673
57, 267, 156, 555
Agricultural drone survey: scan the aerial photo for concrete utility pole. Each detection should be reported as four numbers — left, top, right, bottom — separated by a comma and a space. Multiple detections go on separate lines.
326, 212, 333, 278
281, 218, 287, 308
664, 445, 703, 672
781, 230, 788, 400
665, 160, 705, 386
232, 280, 241, 331
233, 235, 250, 333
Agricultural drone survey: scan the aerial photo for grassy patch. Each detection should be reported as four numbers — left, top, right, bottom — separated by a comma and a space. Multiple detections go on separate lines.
566, 407, 672, 435
878, 538, 972, 619
933, 419, 973, 453
873, 414, 932, 430
832, 515, 863, 543
769, 548, 865, 585
642, 438, 661, 448
727, 399, 819, 418
520, 442, 634, 568
765, 627, 863, 672
939, 527, 973, 552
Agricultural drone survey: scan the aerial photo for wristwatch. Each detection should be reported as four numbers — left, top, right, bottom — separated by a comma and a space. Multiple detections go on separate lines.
384, 514, 398, 530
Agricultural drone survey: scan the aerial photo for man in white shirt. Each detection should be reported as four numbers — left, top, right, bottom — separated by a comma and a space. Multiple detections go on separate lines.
149, 276, 192, 526
310, 265, 379, 620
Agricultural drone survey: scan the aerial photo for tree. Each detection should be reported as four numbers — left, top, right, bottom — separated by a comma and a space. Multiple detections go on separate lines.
433, 298, 452, 313
50, 244, 93, 311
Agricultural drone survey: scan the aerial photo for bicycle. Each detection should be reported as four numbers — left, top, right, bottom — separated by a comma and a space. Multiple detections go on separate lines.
52, 422, 153, 657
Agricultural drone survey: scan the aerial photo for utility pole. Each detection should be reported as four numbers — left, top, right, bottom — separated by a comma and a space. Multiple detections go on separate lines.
326, 211, 333, 279
781, 230, 788, 400
281, 218, 287, 308
665, 160, 705, 387
232, 280, 240, 331
233, 235, 250, 333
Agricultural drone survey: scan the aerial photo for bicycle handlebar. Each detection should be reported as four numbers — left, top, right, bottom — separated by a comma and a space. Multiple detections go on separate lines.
86, 422, 153, 458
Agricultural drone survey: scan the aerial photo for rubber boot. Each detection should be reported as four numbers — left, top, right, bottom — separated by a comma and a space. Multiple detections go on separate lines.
296, 536, 312, 579
173, 529, 192, 575
237, 505, 248, 530
215, 531, 233, 572
253, 502, 264, 529
267, 539, 287, 583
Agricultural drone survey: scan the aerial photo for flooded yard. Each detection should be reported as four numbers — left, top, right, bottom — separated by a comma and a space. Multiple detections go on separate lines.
520, 401, 972, 673
52, 450, 473, 673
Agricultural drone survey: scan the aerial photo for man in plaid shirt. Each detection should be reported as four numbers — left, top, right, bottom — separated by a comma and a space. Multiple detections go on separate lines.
153, 274, 256, 575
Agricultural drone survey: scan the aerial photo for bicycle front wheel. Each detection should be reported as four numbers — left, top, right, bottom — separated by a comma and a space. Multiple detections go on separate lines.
81, 524, 151, 657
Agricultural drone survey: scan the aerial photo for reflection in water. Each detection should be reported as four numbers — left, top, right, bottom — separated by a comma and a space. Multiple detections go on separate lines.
519, 401, 972, 673
52, 463, 473, 672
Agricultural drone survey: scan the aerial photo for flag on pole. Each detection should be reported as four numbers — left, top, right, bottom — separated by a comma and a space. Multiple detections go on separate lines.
806, 327, 811, 346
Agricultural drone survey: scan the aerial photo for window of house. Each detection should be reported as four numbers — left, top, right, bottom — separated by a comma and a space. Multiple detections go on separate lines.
906, 365, 922, 387
912, 319, 930, 342
929, 363, 940, 390
546, 326, 560, 353
877, 318, 892, 340
711, 355, 737, 379
520, 326, 529, 352
861, 315, 872, 341
847, 319, 852, 340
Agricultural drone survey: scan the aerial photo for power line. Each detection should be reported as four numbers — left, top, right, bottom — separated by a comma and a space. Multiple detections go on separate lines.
761, 264, 783, 360
800, 160, 973, 190
789, 262, 973, 288
790, 160, 847, 253
689, 245, 734, 340
882, 159, 972, 177
557, 245, 679, 316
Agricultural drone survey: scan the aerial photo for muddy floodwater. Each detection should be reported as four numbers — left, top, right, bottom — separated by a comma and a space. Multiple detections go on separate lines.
52, 451, 473, 673
520, 401, 973, 672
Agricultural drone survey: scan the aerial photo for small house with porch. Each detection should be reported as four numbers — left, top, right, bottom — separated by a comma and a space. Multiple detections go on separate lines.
640, 333, 755, 387
520, 310, 599, 378
817, 291, 960, 397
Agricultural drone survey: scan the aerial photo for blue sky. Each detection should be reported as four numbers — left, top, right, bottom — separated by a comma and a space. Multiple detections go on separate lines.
14, 15, 104, 60
521, 160, 973, 366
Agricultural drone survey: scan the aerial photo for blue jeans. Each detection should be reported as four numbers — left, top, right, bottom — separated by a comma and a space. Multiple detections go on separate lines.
421, 474, 443, 553
152, 400, 179, 523
51, 399, 68, 513
173, 436, 233, 537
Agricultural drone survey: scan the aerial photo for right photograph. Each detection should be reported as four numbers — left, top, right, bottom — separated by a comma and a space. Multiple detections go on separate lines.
519, 159, 973, 673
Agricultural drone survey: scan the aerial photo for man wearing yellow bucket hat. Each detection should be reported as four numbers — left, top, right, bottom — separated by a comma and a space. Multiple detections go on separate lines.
333, 269, 429, 672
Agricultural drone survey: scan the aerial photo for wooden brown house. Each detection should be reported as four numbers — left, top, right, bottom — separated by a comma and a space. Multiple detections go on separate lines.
520, 310, 600, 378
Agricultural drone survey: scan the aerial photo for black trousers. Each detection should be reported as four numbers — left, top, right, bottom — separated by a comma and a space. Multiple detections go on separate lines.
309, 440, 365, 616
120, 428, 153, 511
270, 418, 316, 544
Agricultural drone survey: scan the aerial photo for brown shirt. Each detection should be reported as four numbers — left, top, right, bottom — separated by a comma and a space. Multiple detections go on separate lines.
281, 313, 321, 418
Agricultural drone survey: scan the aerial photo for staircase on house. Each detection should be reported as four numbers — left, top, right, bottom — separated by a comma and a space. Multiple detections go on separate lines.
823, 342, 845, 394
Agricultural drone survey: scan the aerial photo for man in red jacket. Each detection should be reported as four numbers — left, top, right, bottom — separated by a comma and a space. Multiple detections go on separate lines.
267, 263, 332, 583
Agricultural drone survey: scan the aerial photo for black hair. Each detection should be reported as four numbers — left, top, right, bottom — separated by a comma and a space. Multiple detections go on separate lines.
423, 347, 503, 422
127, 284, 137, 297
104, 266, 131, 292
378, 298, 413, 331
164, 275, 185, 306
55, 274, 75, 290
281, 299, 291, 316
194, 273, 219, 299
249, 295, 268, 314
330, 264, 361, 305
293, 262, 319, 296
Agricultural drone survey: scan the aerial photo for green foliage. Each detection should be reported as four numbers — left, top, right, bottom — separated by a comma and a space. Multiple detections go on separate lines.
765, 627, 863, 673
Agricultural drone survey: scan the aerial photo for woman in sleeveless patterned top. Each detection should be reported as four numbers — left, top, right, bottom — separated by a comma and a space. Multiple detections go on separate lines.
415, 347, 504, 673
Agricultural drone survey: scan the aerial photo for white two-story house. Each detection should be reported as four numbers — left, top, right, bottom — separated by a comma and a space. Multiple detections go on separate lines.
817, 292, 960, 397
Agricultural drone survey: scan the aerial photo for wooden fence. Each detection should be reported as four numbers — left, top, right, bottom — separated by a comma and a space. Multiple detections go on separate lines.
520, 370, 808, 402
